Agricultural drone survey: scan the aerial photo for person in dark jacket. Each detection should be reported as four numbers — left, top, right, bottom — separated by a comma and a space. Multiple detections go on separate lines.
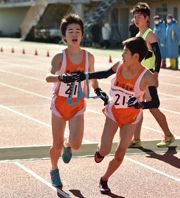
129, 18, 139, 37
91, 20, 101, 48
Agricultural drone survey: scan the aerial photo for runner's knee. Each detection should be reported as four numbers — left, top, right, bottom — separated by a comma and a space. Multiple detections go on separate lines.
52, 142, 63, 152
69, 141, 81, 150
114, 149, 126, 162
99, 146, 111, 156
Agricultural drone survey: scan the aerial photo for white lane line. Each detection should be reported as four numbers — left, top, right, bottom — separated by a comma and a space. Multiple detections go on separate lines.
14, 162, 72, 198
159, 82, 180, 88
160, 74, 180, 79
0, 69, 45, 82
0, 55, 51, 65
0, 104, 90, 143
141, 125, 180, 138
0, 82, 50, 100
86, 109, 104, 116
160, 108, 180, 115
0, 104, 50, 127
0, 60, 47, 71
158, 92, 180, 99
125, 156, 180, 182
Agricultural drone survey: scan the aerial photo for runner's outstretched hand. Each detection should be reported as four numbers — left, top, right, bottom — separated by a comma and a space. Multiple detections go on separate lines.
95, 88, 109, 106
58, 73, 75, 83
72, 71, 86, 81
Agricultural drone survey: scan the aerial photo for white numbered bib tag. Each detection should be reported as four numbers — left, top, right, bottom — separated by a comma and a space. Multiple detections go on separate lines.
110, 86, 135, 109
59, 81, 79, 98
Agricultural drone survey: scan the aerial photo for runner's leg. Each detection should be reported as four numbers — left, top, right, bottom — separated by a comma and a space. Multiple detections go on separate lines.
66, 114, 84, 150
133, 113, 143, 140
102, 124, 136, 180
50, 113, 66, 170
98, 117, 118, 157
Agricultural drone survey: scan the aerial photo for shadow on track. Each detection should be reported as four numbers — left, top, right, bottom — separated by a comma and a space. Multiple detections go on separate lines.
69, 189, 85, 198
137, 146, 180, 169
69, 189, 125, 198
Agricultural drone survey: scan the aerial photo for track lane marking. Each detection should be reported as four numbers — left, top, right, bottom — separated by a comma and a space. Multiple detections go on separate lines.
125, 157, 180, 182
14, 162, 72, 198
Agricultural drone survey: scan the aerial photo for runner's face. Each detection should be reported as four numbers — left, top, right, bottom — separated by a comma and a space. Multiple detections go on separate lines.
122, 46, 134, 66
134, 14, 147, 28
63, 23, 83, 46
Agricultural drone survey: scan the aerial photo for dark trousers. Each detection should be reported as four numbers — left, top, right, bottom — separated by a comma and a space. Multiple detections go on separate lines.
104, 40, 109, 48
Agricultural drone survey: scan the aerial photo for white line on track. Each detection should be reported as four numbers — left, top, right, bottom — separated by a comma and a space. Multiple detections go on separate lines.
0, 60, 47, 71
160, 73, 180, 79
159, 82, 180, 88
14, 162, 72, 198
0, 82, 50, 99
0, 55, 51, 65
125, 157, 180, 182
0, 69, 45, 82
158, 92, 180, 99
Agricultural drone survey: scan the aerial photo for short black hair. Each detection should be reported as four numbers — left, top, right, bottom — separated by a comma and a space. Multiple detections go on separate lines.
130, 2, 151, 17
122, 37, 148, 62
60, 13, 84, 36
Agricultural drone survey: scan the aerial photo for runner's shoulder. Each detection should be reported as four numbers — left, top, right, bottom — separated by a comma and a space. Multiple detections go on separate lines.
146, 31, 157, 43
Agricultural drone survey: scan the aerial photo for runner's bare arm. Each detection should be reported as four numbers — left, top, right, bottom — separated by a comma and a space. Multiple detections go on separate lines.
88, 52, 99, 90
46, 53, 63, 83
88, 52, 109, 105
46, 53, 74, 83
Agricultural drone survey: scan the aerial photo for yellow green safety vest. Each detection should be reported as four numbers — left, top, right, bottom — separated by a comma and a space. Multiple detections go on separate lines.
137, 28, 155, 70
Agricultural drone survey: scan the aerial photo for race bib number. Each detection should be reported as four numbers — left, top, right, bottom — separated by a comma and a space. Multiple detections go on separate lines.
59, 82, 79, 98
110, 86, 135, 108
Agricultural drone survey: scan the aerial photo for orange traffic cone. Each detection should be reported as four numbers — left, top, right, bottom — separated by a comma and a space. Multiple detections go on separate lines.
12, 48, 14, 53
161, 59, 165, 68
109, 55, 112, 63
1, 47, 3, 52
35, 49, 38, 55
46, 50, 50, 57
22, 48, 25, 54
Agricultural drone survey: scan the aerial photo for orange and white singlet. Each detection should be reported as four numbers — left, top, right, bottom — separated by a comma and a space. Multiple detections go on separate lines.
51, 48, 89, 120
104, 61, 148, 127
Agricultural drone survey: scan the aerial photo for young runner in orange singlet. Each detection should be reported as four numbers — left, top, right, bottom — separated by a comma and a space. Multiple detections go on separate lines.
46, 14, 108, 187
73, 37, 160, 194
